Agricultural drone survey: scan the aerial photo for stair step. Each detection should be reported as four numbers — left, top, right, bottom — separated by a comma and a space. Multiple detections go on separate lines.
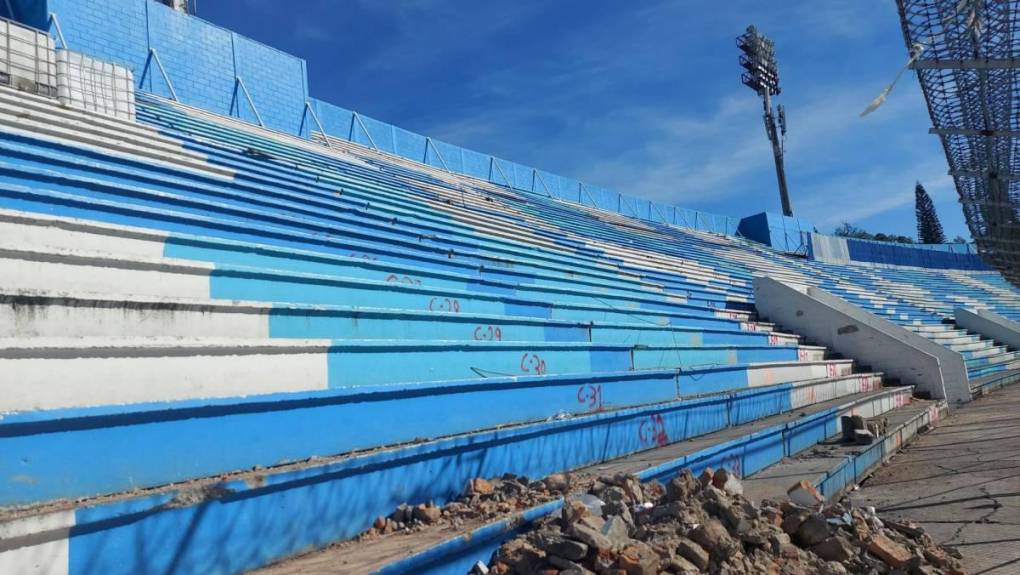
0, 384, 904, 575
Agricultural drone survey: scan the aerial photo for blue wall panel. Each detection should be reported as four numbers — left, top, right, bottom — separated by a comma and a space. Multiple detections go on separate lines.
310, 98, 354, 140
491, 157, 515, 187
461, 149, 490, 181
232, 33, 308, 134
394, 126, 427, 163
147, 5, 234, 115
431, 140, 464, 173
48, 0, 148, 73
845, 237, 989, 270
43, 0, 309, 135
513, 162, 533, 192
356, 113, 397, 154
737, 212, 812, 255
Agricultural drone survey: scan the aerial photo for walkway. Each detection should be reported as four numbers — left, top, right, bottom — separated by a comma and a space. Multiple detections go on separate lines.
851, 384, 1020, 574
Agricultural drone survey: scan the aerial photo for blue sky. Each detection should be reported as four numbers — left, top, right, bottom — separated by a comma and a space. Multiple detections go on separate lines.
199, 0, 968, 240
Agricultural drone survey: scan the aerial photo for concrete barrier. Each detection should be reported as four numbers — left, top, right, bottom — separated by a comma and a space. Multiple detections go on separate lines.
955, 307, 1020, 352
754, 277, 970, 405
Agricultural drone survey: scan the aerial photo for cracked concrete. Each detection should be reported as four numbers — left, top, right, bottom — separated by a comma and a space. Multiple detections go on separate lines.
851, 384, 1020, 574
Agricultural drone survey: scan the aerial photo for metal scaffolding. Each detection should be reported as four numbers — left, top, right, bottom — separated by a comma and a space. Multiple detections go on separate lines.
896, 0, 1020, 287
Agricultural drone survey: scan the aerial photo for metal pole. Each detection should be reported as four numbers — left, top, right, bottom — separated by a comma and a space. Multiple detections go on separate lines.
425, 137, 451, 172
491, 157, 513, 188
303, 101, 332, 148
149, 49, 178, 102
534, 169, 552, 197
235, 77, 264, 127
48, 13, 67, 49
763, 92, 793, 216
352, 112, 379, 150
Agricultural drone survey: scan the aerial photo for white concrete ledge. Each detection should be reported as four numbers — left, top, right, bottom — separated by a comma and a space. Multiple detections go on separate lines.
954, 307, 1020, 351
754, 277, 970, 406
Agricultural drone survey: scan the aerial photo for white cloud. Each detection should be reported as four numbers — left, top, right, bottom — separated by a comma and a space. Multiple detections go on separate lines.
796, 158, 954, 228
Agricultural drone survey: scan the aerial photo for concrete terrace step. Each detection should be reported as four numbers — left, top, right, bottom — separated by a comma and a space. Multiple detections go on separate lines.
944, 339, 995, 352
325, 386, 913, 575
0, 245, 752, 326
919, 331, 980, 345
0, 194, 748, 311
0, 290, 797, 346
0, 88, 233, 178
0, 206, 767, 320
0, 336, 847, 412
907, 323, 959, 334
970, 366, 1020, 396
968, 356, 1020, 377
0, 126, 753, 303
0, 161, 740, 304
965, 349, 1020, 367
2, 137, 746, 300
742, 399, 944, 502
0, 371, 883, 508
137, 98, 753, 285
961, 344, 1011, 359
139, 98, 784, 296
0, 378, 896, 575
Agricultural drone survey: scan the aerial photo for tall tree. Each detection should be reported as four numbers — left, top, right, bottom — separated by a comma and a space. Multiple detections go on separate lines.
915, 182, 946, 244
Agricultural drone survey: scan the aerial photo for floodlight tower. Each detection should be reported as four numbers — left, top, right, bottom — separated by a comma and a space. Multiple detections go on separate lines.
737, 25, 793, 217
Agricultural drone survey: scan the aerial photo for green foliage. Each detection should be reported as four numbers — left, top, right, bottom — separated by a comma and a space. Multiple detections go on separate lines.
833, 222, 914, 244
915, 183, 946, 244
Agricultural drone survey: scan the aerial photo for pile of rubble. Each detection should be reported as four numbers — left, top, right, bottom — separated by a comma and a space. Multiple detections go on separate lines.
482, 469, 965, 575
358, 473, 569, 539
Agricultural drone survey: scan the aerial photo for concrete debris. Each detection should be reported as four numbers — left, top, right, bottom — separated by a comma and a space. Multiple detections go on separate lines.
487, 469, 967, 574
841, 414, 885, 446
545, 473, 572, 493
867, 533, 913, 569
359, 473, 561, 541
854, 429, 875, 446
787, 479, 825, 509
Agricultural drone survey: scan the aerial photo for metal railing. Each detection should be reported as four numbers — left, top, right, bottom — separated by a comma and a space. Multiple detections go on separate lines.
0, 15, 56, 98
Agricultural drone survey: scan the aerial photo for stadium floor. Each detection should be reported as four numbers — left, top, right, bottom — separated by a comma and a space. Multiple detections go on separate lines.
851, 383, 1020, 574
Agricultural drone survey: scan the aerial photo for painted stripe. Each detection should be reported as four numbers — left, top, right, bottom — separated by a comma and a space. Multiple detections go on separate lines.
0, 510, 74, 575
0, 345, 330, 411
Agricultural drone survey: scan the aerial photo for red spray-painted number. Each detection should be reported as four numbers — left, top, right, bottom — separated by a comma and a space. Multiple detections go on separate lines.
428, 297, 461, 313
473, 325, 503, 341
826, 363, 839, 378
386, 274, 422, 286
347, 252, 378, 261
520, 353, 547, 375
577, 384, 603, 411
638, 414, 669, 447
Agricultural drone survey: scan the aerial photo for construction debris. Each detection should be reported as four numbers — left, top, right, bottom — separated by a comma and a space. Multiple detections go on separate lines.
357, 473, 564, 540
483, 469, 966, 575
